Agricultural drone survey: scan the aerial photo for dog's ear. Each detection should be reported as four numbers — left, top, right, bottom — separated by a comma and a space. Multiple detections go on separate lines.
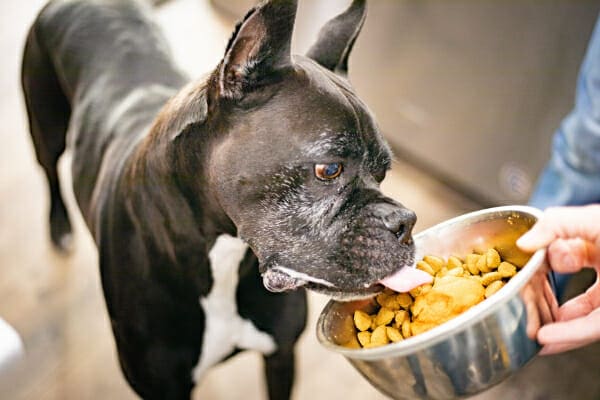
212, 0, 297, 100
306, 0, 366, 76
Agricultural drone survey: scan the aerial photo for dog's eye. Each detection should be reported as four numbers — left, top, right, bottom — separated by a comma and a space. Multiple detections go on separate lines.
374, 169, 387, 183
315, 163, 343, 180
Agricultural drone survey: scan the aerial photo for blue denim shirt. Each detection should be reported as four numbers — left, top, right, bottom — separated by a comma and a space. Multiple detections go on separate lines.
529, 15, 600, 209
528, 15, 600, 296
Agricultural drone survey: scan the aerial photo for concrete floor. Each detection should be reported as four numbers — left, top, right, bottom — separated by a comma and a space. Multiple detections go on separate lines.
0, 0, 598, 399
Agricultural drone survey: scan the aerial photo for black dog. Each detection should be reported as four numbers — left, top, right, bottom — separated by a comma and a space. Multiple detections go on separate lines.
21, 0, 419, 398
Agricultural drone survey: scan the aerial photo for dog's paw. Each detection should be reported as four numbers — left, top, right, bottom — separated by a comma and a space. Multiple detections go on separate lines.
52, 232, 73, 254
50, 210, 73, 254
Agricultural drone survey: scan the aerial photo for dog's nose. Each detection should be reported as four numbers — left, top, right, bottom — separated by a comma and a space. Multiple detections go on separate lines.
376, 204, 416, 244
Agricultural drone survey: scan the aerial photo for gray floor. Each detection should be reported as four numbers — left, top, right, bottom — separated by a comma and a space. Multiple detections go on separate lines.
0, 0, 598, 399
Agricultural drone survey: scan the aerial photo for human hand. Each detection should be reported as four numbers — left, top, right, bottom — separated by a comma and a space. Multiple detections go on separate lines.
516, 205, 600, 355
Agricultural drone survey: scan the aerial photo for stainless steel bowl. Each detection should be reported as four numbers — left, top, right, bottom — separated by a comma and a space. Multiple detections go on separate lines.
316, 206, 558, 400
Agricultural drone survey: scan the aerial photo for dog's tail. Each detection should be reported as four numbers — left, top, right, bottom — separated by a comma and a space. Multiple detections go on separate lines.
21, 7, 73, 252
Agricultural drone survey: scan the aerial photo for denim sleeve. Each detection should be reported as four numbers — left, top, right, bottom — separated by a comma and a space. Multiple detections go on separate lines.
529, 14, 600, 209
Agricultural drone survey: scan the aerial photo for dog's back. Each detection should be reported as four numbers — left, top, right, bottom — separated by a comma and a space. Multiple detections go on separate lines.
22, 0, 186, 240
28, 0, 183, 100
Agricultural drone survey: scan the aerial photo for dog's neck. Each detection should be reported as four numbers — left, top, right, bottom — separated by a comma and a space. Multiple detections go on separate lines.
122, 81, 237, 260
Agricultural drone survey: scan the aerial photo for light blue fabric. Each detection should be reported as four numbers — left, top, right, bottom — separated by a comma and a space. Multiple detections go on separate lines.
530, 15, 600, 209
529, 15, 600, 298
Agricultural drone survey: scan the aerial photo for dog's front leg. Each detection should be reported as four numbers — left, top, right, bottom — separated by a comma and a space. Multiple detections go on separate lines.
264, 348, 296, 400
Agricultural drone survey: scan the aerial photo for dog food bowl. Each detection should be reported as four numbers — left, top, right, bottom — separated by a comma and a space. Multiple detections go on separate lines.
317, 205, 557, 400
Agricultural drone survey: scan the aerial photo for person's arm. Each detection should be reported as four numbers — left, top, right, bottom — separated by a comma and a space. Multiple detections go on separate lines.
529, 16, 600, 209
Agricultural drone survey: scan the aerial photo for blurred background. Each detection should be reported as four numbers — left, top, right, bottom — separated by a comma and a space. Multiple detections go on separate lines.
0, 0, 598, 399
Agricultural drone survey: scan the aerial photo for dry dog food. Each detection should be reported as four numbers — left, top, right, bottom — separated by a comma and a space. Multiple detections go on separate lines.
348, 249, 518, 348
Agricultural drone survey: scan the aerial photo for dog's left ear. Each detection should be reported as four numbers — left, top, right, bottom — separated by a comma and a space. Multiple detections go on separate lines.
306, 0, 366, 76
212, 0, 297, 100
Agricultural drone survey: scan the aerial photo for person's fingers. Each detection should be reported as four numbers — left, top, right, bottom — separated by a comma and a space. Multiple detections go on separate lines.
522, 284, 541, 339
517, 205, 600, 253
542, 272, 560, 322
522, 267, 560, 339
525, 300, 541, 340
538, 307, 600, 355
546, 238, 598, 274
540, 340, 595, 355
555, 280, 600, 321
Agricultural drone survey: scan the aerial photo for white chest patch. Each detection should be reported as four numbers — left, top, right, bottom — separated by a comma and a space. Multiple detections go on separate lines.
192, 234, 277, 382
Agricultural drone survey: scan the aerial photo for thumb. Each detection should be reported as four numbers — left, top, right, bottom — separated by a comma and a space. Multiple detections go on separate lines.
517, 205, 600, 253
516, 223, 555, 252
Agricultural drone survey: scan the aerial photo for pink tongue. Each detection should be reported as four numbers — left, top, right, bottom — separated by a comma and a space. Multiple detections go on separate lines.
378, 267, 433, 293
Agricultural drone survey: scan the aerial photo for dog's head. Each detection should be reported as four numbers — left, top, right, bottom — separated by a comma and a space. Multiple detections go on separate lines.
201, 0, 417, 300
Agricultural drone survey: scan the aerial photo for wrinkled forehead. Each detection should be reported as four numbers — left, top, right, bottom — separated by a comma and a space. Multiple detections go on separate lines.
266, 58, 388, 160
219, 57, 391, 170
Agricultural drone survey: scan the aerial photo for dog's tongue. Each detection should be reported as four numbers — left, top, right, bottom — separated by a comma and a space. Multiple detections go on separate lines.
379, 266, 433, 293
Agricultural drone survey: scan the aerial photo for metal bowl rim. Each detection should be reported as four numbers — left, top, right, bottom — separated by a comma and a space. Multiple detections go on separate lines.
316, 205, 546, 360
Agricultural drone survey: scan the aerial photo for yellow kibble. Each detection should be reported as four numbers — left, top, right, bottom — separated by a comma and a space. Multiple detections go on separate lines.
480, 271, 503, 286
446, 266, 464, 277
394, 310, 408, 328
375, 292, 390, 307
486, 248, 501, 270
375, 307, 395, 326
498, 261, 517, 278
396, 292, 413, 308
370, 318, 378, 330
436, 267, 449, 278
380, 294, 400, 310
357, 331, 371, 347
385, 298, 401, 311
433, 275, 445, 286
401, 319, 412, 338
386, 326, 403, 342
410, 321, 437, 336
420, 283, 432, 295
447, 256, 463, 269
477, 254, 492, 273
465, 254, 480, 275
353, 310, 372, 332
352, 247, 523, 349
485, 280, 505, 298
370, 325, 389, 346
409, 284, 426, 298
416, 260, 436, 276
423, 255, 445, 272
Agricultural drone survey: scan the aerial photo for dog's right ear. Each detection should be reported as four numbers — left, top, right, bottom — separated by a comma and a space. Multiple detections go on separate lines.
306, 0, 366, 76
209, 0, 298, 101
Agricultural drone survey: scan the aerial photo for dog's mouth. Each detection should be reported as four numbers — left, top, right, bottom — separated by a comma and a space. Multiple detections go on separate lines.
256, 202, 423, 301
261, 263, 432, 301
